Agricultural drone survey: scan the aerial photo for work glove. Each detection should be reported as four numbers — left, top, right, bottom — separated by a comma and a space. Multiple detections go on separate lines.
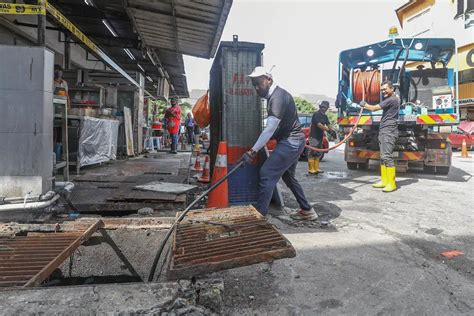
239, 150, 256, 165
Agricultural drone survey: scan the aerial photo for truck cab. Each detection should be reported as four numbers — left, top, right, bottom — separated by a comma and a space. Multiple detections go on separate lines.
336, 38, 459, 174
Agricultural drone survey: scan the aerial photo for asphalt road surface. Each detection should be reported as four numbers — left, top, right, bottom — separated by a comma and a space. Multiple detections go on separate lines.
221, 144, 474, 315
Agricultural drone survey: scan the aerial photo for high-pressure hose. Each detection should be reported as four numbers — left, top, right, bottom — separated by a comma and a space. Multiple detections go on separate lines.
305, 106, 364, 153
147, 160, 244, 282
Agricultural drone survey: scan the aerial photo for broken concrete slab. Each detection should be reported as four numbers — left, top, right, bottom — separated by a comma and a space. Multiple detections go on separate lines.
134, 181, 197, 195
0, 217, 175, 236
0, 279, 224, 314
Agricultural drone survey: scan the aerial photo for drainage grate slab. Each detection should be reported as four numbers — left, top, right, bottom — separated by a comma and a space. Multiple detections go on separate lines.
0, 220, 104, 288
169, 206, 296, 279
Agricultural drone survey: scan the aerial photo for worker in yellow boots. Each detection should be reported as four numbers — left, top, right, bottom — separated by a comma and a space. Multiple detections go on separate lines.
308, 101, 335, 174
360, 80, 400, 192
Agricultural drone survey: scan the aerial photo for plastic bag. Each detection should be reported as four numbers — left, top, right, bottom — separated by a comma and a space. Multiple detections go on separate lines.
192, 91, 210, 128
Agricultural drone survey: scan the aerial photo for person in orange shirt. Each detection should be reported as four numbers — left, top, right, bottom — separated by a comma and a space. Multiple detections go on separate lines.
165, 99, 181, 154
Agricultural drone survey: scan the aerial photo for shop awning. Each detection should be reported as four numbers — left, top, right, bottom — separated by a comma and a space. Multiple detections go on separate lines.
48, 0, 232, 97
127, 0, 232, 59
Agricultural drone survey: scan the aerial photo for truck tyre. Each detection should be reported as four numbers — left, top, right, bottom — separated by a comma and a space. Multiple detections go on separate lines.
358, 161, 369, 170
436, 166, 450, 175
347, 162, 358, 170
423, 164, 436, 174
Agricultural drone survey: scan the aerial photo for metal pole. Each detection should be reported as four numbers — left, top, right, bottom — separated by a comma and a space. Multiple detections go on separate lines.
455, 45, 460, 122
65, 34, 71, 70
37, 0, 46, 46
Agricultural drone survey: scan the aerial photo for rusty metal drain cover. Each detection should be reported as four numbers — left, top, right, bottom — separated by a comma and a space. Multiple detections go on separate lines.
169, 206, 296, 279
0, 220, 103, 288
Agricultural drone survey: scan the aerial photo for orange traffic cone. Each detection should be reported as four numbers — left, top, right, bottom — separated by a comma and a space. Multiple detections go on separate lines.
198, 155, 211, 183
191, 156, 203, 172
461, 139, 469, 158
207, 141, 228, 208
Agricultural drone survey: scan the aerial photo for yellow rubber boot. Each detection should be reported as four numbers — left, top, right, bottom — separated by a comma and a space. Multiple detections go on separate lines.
383, 166, 397, 192
308, 158, 317, 174
372, 165, 387, 188
314, 158, 324, 173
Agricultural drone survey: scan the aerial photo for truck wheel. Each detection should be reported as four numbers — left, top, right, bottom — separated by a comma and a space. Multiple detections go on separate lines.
436, 166, 450, 175
347, 162, 358, 170
358, 161, 369, 170
423, 165, 436, 174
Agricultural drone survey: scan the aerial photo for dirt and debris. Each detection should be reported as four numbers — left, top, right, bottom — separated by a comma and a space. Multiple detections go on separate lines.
0, 279, 225, 315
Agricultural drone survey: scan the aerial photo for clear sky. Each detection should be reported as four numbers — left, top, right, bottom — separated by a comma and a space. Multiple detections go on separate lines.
184, 0, 406, 99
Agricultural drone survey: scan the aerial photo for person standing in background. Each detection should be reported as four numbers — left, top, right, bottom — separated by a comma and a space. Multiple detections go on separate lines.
165, 99, 181, 154
185, 113, 195, 145
194, 124, 202, 149
308, 101, 336, 174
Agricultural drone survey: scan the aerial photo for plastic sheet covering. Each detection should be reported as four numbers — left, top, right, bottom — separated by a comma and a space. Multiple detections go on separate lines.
78, 117, 119, 167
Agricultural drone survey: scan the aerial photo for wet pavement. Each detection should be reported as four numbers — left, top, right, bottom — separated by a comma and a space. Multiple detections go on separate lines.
221, 145, 474, 315
1, 145, 472, 315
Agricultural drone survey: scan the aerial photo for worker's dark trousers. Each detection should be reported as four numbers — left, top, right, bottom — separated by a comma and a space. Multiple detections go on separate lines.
378, 127, 399, 167
309, 137, 323, 158
186, 127, 194, 144
257, 137, 312, 215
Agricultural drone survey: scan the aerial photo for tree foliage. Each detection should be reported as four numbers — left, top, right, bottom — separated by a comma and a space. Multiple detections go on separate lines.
293, 97, 315, 114
326, 111, 337, 127
148, 99, 193, 123
180, 102, 193, 118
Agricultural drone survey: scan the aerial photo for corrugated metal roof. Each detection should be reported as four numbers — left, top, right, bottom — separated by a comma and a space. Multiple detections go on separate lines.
127, 0, 233, 59
47, 0, 232, 97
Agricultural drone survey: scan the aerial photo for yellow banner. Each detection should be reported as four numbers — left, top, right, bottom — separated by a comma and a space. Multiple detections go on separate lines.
0, 2, 45, 15
45, 2, 98, 54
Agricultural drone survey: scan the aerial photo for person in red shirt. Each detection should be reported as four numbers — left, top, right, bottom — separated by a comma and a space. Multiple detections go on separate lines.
165, 99, 181, 154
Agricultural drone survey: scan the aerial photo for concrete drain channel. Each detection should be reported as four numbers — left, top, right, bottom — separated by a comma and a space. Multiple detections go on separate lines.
0, 209, 296, 312
0, 218, 163, 288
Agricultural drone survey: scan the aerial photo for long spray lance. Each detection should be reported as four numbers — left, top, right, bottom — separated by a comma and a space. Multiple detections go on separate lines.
148, 160, 244, 282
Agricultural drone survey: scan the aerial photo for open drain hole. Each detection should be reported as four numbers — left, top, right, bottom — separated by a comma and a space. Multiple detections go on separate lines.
44, 274, 143, 286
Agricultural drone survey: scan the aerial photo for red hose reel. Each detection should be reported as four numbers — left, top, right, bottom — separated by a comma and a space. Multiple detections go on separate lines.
352, 70, 381, 104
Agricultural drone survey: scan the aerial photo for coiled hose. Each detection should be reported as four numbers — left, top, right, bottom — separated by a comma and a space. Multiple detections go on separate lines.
353, 70, 380, 104
306, 68, 380, 153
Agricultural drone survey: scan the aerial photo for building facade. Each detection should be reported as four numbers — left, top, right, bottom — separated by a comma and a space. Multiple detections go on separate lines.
396, 0, 474, 120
